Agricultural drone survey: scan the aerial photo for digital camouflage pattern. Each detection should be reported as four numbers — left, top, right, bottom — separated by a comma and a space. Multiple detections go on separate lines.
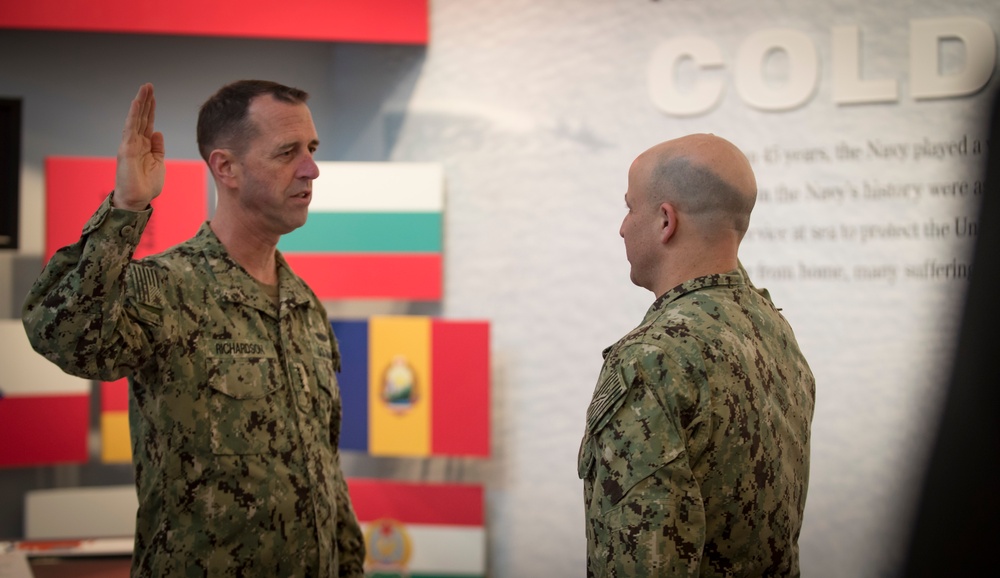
23, 196, 365, 577
578, 268, 815, 577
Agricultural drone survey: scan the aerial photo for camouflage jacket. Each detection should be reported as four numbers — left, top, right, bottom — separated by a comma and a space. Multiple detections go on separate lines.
23, 196, 366, 577
578, 269, 815, 577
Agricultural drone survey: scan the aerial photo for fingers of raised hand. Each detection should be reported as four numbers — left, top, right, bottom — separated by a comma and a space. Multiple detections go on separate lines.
125, 83, 155, 139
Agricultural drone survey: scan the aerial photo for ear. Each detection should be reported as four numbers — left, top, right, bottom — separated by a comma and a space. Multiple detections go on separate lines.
208, 149, 239, 189
659, 202, 678, 244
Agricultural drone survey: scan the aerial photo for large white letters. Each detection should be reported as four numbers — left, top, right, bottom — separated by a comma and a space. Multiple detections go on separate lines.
832, 25, 898, 104
735, 29, 818, 111
911, 17, 996, 99
647, 17, 997, 116
647, 36, 725, 117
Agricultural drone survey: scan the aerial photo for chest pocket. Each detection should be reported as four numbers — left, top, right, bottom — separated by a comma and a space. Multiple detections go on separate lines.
206, 346, 289, 455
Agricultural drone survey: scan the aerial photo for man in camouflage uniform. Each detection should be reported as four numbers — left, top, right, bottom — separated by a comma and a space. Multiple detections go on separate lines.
578, 134, 815, 577
23, 82, 365, 577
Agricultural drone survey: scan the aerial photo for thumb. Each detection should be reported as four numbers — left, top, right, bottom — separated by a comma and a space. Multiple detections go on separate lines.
150, 131, 165, 159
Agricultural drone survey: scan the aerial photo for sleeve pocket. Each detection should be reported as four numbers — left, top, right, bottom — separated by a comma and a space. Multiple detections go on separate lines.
584, 371, 685, 515
578, 369, 630, 480
126, 264, 164, 327
586, 369, 629, 433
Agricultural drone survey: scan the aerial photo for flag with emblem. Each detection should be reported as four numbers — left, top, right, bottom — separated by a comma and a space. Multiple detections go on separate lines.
332, 316, 490, 458
279, 162, 444, 300
44, 156, 207, 264
348, 479, 485, 578
0, 319, 90, 467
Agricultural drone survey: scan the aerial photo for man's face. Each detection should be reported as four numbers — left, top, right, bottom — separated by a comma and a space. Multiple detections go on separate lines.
620, 156, 660, 291
235, 95, 320, 238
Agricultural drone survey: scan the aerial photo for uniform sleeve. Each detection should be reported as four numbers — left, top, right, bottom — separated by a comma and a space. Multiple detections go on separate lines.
21, 195, 155, 381
582, 344, 710, 577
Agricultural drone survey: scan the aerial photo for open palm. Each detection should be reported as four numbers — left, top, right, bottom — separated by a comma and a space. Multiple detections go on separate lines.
113, 83, 165, 211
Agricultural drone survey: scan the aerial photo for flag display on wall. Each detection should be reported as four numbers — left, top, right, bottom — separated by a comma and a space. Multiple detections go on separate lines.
100, 379, 131, 463
0, 320, 90, 467
44, 156, 207, 265
333, 317, 490, 458
279, 162, 444, 300
348, 479, 485, 578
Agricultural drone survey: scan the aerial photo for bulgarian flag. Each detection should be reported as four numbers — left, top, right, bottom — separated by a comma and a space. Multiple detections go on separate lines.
279, 162, 444, 300
0, 320, 91, 467
333, 316, 490, 458
44, 156, 207, 264
348, 479, 485, 578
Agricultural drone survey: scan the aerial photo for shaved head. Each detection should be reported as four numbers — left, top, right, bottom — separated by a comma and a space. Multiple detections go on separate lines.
638, 134, 757, 237
620, 133, 759, 295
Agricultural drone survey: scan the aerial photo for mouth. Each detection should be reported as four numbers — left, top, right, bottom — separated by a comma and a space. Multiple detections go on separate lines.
292, 191, 311, 200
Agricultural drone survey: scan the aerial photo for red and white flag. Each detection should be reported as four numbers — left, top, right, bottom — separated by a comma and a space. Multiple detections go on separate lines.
0, 320, 91, 467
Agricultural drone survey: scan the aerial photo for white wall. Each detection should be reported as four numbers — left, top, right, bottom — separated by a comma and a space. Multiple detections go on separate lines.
386, 1, 996, 576
0, 1, 996, 576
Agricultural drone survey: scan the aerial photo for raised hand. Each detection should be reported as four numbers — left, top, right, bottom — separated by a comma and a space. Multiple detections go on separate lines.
113, 83, 166, 211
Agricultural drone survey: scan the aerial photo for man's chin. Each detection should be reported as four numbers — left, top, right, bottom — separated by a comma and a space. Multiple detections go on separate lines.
628, 271, 653, 293
284, 216, 309, 234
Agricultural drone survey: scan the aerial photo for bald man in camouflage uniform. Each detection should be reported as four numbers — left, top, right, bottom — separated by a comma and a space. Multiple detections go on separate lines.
578, 134, 815, 577
23, 82, 365, 577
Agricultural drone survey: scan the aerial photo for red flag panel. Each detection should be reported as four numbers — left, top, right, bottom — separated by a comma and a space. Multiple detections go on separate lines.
0, 395, 89, 467
283, 253, 442, 300
431, 320, 490, 457
45, 157, 207, 265
347, 479, 484, 526
100, 379, 129, 413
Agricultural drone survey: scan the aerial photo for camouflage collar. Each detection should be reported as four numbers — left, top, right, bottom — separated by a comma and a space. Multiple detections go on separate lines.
275, 252, 315, 311
602, 267, 750, 359
192, 223, 314, 317
641, 267, 748, 325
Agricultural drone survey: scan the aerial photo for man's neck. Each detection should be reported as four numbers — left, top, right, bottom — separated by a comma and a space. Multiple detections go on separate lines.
652, 251, 739, 299
209, 216, 279, 285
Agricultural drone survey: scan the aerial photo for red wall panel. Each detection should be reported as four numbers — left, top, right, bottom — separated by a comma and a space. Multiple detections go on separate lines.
0, 0, 427, 44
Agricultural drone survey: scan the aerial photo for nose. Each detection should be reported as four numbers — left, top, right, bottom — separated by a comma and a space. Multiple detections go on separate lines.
299, 155, 320, 180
